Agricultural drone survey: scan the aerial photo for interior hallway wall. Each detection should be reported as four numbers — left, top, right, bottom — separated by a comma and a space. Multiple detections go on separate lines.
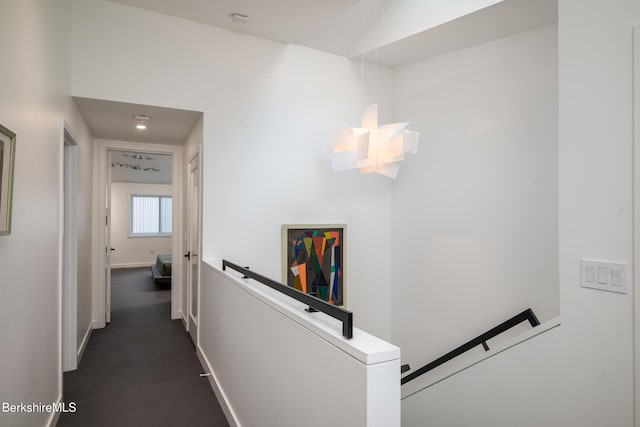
390, 25, 559, 373
71, 0, 394, 339
0, 0, 93, 424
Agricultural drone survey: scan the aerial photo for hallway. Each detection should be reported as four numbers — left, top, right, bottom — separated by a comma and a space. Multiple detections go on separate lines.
58, 268, 228, 427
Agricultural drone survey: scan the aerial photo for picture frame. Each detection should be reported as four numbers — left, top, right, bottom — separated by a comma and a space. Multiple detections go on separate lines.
0, 124, 16, 236
282, 224, 346, 306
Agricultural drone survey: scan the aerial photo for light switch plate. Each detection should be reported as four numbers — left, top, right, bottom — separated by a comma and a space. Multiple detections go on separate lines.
580, 259, 628, 294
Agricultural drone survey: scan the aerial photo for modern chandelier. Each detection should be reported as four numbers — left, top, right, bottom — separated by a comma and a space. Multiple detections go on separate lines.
330, 104, 419, 179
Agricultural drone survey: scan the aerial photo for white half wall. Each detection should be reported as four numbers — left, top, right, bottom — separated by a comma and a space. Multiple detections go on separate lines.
199, 261, 400, 427
391, 25, 559, 372
71, 0, 394, 339
110, 182, 172, 267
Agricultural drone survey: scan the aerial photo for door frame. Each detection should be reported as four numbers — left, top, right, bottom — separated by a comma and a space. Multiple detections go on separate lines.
105, 151, 112, 323
94, 140, 183, 327
61, 124, 78, 372
633, 25, 639, 427
186, 149, 202, 343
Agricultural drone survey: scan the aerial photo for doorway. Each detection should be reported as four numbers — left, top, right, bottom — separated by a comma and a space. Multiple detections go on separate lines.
95, 140, 183, 328
74, 97, 202, 331
106, 150, 175, 323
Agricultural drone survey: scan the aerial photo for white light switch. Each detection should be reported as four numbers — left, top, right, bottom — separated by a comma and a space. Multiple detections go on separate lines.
597, 267, 608, 284
610, 267, 622, 286
584, 265, 596, 283
581, 259, 627, 294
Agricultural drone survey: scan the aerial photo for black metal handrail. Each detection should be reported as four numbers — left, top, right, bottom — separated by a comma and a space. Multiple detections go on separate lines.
401, 308, 540, 385
222, 260, 354, 339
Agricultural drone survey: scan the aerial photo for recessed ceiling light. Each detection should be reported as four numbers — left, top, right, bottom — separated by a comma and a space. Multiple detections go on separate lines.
230, 13, 249, 24
133, 114, 150, 131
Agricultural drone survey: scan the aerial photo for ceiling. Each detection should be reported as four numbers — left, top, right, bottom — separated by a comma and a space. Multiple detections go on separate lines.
108, 0, 361, 44
74, 97, 202, 145
76, 1, 556, 152
107, 0, 557, 67
362, 0, 557, 67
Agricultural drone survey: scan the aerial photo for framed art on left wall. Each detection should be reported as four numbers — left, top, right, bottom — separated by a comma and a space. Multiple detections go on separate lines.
0, 124, 16, 235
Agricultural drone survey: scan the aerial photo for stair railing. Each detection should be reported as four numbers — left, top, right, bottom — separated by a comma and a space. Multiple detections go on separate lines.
401, 308, 540, 384
222, 260, 353, 339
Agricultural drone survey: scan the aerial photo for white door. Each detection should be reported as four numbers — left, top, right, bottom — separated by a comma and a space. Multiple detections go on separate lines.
105, 151, 113, 324
187, 154, 200, 343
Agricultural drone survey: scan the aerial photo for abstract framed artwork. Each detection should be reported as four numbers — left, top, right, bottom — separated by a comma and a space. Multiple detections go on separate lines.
0, 124, 16, 236
282, 224, 345, 306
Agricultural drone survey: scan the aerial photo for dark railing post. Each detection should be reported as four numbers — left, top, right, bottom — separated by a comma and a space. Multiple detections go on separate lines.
305, 292, 319, 313
343, 311, 353, 339
526, 308, 540, 327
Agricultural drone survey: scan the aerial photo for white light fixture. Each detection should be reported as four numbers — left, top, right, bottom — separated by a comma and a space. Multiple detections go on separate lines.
230, 13, 249, 24
330, 104, 419, 179
133, 114, 150, 131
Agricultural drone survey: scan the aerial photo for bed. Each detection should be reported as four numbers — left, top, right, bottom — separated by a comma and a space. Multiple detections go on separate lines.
151, 254, 172, 285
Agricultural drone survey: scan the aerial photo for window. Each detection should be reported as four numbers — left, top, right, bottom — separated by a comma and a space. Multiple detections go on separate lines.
130, 195, 172, 236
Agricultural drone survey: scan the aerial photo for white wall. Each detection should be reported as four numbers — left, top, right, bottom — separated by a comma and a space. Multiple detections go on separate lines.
556, 0, 636, 422
71, 0, 394, 339
391, 25, 559, 373
0, 1, 92, 425
68, 1, 640, 426
200, 262, 400, 427
400, 1, 639, 426
110, 182, 172, 267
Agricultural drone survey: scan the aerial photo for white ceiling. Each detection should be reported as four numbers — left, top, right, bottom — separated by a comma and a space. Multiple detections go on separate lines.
74, 97, 202, 145
108, 0, 360, 44
360, 0, 557, 67
107, 0, 556, 67
77, 1, 556, 153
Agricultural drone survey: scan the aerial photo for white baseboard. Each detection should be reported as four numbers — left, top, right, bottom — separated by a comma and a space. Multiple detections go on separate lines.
77, 321, 93, 364
180, 312, 187, 330
93, 320, 106, 329
111, 262, 153, 269
46, 394, 62, 427
196, 346, 239, 427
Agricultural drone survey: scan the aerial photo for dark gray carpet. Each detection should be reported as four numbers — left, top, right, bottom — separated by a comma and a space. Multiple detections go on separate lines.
58, 267, 229, 427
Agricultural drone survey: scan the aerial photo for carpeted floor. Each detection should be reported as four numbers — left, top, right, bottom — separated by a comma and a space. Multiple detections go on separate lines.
58, 267, 229, 427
